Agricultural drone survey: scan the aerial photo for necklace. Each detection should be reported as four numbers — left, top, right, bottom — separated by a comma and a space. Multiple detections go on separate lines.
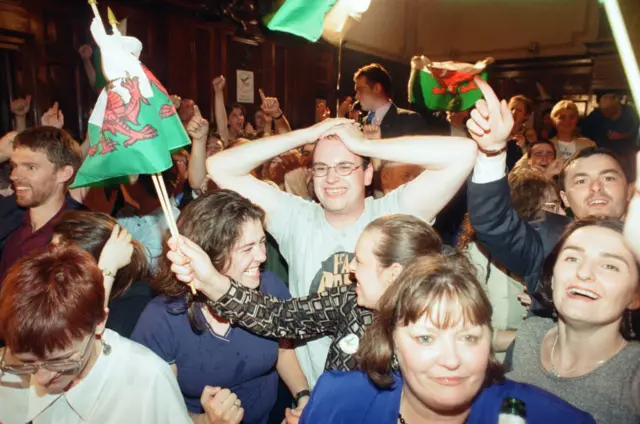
549, 330, 626, 377
398, 413, 407, 424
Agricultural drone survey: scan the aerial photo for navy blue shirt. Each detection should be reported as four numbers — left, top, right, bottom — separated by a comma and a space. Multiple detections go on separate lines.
131, 271, 290, 423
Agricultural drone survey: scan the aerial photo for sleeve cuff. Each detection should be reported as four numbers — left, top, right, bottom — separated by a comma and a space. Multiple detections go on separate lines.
472, 153, 507, 184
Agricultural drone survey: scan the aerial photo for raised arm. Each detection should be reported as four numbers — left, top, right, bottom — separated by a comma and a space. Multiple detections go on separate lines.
185, 105, 209, 191
320, 124, 478, 222
259, 88, 291, 135
212, 76, 229, 146
465, 77, 545, 285
207, 118, 350, 219
167, 235, 346, 339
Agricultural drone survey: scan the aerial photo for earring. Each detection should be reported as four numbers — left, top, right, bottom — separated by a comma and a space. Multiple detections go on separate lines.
391, 353, 400, 372
101, 338, 112, 356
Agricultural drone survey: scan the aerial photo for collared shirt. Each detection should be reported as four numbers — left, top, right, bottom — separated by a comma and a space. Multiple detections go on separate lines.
0, 329, 192, 424
0, 197, 82, 283
368, 102, 392, 126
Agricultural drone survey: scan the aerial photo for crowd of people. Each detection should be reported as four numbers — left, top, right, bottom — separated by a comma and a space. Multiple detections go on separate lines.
0, 52, 639, 424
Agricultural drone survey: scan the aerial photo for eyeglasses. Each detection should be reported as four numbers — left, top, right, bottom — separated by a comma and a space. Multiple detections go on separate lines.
310, 162, 364, 178
0, 326, 96, 376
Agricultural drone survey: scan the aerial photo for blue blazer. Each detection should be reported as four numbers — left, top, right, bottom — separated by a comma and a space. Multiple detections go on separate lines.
300, 371, 595, 424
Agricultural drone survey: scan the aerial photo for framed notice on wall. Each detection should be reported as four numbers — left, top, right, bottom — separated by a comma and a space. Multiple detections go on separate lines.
236, 70, 254, 104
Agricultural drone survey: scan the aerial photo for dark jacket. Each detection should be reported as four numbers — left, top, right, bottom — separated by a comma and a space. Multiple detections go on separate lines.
379, 103, 428, 138
467, 176, 571, 311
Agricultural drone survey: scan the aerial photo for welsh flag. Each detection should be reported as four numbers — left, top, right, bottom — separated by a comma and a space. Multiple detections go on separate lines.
265, 0, 337, 41
71, 19, 189, 188
409, 56, 493, 112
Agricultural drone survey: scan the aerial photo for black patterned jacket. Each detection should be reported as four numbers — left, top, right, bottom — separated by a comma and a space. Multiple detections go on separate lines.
207, 280, 374, 372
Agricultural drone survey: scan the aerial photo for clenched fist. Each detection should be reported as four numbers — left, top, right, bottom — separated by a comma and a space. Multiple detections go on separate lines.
10, 95, 31, 117
201, 386, 244, 424
212, 76, 226, 93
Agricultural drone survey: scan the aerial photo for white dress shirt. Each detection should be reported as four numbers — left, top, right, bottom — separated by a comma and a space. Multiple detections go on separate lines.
0, 329, 191, 424
368, 102, 392, 126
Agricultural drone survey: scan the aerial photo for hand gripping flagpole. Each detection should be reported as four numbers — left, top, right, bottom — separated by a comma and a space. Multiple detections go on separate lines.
91, 3, 194, 295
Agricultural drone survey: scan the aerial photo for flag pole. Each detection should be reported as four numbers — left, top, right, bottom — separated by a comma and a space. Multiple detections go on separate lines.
602, 0, 640, 109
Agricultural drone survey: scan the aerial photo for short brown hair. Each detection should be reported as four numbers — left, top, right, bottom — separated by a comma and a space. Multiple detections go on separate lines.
354, 63, 393, 98
357, 254, 504, 388
0, 245, 105, 357
155, 189, 265, 332
53, 211, 151, 300
13, 126, 82, 189
365, 214, 442, 268
508, 95, 534, 116
508, 169, 559, 221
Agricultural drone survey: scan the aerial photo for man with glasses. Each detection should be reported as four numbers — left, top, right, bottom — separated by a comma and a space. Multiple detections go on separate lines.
207, 118, 478, 386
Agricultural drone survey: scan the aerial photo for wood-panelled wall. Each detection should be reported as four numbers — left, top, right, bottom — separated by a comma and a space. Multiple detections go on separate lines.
0, 0, 337, 138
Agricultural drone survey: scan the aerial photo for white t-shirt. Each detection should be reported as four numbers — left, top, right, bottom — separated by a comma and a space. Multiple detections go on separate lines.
0, 329, 191, 424
556, 140, 577, 160
268, 187, 407, 386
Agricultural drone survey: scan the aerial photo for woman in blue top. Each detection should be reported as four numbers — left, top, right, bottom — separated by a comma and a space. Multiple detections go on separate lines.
131, 190, 309, 424
300, 254, 595, 424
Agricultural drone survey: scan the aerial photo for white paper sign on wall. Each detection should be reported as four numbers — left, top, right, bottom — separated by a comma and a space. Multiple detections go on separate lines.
237, 70, 254, 104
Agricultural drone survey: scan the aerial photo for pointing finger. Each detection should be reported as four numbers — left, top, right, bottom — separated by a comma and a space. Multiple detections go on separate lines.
259, 88, 266, 102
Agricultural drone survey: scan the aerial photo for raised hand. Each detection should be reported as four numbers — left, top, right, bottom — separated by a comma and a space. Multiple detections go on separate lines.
543, 158, 564, 178
201, 386, 244, 424
259, 88, 283, 118
97, 225, 134, 274
186, 105, 209, 143
10, 95, 31, 117
41, 102, 64, 129
170, 94, 182, 111
338, 96, 353, 117
624, 152, 640, 262
78, 44, 93, 61
466, 77, 513, 153
212, 76, 226, 93
166, 235, 229, 299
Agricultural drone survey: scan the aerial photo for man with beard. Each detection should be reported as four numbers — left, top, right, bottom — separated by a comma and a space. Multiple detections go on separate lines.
0, 126, 83, 283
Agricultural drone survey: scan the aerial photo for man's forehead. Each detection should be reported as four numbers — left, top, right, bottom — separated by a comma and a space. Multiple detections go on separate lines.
532, 144, 553, 153
566, 154, 624, 176
12, 147, 50, 163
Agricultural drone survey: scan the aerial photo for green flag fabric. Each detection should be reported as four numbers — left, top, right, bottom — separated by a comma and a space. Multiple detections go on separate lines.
71, 64, 189, 188
409, 56, 492, 112
266, 0, 337, 41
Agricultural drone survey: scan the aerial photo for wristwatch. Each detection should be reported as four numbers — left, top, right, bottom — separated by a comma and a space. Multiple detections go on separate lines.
294, 390, 311, 406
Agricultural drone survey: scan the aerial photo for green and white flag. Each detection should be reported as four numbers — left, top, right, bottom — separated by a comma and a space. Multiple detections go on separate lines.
71, 19, 189, 188
265, 0, 338, 41
409, 56, 493, 112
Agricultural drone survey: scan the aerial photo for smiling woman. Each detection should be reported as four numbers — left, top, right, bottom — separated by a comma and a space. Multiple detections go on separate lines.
131, 189, 310, 424
508, 219, 640, 423
298, 254, 595, 424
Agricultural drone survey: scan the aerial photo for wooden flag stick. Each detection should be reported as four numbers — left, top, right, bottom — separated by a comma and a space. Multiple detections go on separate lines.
107, 7, 121, 36
602, 0, 640, 107
151, 173, 196, 295
87, 0, 100, 19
